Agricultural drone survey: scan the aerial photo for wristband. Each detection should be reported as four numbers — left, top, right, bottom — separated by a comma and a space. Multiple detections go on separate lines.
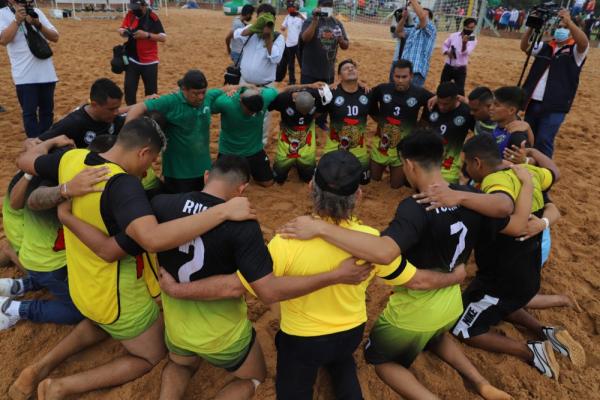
525, 157, 530, 164
147, 32, 151, 39
23, 173, 33, 181
541, 217, 550, 230
60, 183, 70, 200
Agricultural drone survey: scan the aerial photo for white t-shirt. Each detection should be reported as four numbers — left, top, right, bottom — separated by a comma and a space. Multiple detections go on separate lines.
574, 0, 585, 7
531, 42, 588, 101
234, 26, 285, 85
0, 7, 58, 85
282, 15, 304, 47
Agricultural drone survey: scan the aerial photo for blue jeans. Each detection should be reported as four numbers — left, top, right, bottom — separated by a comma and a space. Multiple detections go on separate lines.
524, 101, 566, 158
15, 82, 56, 138
19, 267, 83, 324
411, 73, 426, 87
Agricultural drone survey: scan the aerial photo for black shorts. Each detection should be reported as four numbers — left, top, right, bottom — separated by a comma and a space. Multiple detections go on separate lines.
219, 151, 273, 183
451, 279, 532, 340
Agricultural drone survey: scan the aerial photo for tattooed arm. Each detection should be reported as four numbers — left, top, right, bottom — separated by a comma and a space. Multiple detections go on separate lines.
27, 167, 111, 211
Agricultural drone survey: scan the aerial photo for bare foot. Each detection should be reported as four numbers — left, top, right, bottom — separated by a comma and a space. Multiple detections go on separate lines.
477, 383, 512, 400
37, 379, 51, 400
8, 364, 43, 400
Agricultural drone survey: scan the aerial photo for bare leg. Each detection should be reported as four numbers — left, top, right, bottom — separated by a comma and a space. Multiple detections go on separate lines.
428, 334, 511, 400
389, 166, 406, 189
159, 353, 201, 400
214, 337, 267, 400
370, 161, 386, 182
461, 332, 532, 363
374, 362, 438, 400
38, 314, 166, 400
9, 319, 108, 400
526, 294, 579, 311
505, 308, 545, 338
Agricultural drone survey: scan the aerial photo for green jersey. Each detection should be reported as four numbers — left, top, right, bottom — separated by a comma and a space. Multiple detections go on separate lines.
19, 206, 66, 272
145, 89, 222, 179
212, 87, 278, 157
2, 194, 24, 253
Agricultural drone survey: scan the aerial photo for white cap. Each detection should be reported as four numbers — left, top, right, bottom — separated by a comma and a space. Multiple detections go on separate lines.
318, 85, 333, 106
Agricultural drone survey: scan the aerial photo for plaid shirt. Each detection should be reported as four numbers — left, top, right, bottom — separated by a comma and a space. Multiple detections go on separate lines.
401, 20, 437, 77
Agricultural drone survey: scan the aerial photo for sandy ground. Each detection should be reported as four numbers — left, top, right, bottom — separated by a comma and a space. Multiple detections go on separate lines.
0, 9, 599, 399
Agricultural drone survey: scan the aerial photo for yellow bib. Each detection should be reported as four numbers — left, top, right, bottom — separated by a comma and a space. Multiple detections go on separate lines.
58, 149, 160, 324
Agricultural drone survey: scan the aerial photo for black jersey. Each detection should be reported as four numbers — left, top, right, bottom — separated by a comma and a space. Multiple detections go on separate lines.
327, 86, 371, 150
151, 192, 273, 284
370, 83, 433, 149
268, 89, 322, 130
382, 185, 509, 272
422, 103, 473, 172
39, 106, 125, 148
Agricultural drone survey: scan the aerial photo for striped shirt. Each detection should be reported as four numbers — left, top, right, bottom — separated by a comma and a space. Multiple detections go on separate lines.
402, 20, 437, 78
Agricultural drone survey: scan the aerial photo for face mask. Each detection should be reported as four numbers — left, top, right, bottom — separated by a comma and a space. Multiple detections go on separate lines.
133, 9, 144, 17
553, 27, 570, 42
463, 29, 473, 35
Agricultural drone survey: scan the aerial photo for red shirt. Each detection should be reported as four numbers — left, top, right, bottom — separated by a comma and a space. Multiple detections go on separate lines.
120, 10, 165, 64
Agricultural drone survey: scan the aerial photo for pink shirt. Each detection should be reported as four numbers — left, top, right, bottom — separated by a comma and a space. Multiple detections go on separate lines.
442, 31, 477, 68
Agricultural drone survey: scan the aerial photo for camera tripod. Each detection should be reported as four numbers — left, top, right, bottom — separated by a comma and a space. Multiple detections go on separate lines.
517, 27, 545, 87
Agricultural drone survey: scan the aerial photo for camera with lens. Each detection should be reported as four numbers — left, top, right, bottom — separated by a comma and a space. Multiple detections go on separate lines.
315, 8, 332, 17
16, 0, 38, 18
526, 1, 561, 31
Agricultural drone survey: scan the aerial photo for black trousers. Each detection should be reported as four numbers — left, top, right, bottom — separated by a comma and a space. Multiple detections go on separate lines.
275, 324, 365, 400
276, 45, 301, 84
440, 64, 467, 96
124, 62, 159, 105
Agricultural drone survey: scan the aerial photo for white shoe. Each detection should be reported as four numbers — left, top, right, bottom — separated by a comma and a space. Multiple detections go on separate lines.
0, 296, 20, 330
528, 340, 560, 380
0, 278, 16, 297
543, 326, 586, 367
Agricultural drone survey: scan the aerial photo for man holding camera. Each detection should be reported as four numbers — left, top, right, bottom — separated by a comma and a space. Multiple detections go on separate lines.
276, 1, 305, 85
0, 0, 59, 138
440, 17, 477, 96
226, 4, 254, 64
391, 0, 436, 88
118, 0, 166, 106
521, 9, 589, 158
300, 0, 349, 130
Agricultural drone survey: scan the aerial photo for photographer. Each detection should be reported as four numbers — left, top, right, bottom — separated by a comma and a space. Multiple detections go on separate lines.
388, 6, 412, 82
0, 0, 59, 138
521, 8, 589, 158
118, 0, 166, 106
440, 17, 477, 96
390, 0, 436, 88
300, 0, 348, 130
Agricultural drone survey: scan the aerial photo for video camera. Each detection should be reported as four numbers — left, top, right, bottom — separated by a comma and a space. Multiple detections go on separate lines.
393, 0, 409, 22
315, 8, 332, 17
16, 0, 38, 18
526, 1, 561, 31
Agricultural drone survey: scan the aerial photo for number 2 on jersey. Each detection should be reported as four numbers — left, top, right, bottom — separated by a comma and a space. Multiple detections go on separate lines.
449, 221, 467, 270
177, 237, 206, 283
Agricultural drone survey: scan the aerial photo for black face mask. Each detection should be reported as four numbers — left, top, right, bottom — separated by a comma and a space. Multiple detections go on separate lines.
463, 29, 474, 36
133, 9, 144, 17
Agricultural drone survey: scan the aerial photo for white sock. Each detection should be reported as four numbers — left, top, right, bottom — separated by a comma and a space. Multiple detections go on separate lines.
251, 379, 261, 390
4, 300, 21, 317
12, 279, 26, 296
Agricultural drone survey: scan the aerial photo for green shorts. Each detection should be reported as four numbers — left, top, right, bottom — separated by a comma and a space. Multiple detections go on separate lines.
98, 260, 160, 341
324, 136, 369, 168
364, 313, 458, 368
370, 136, 402, 168
165, 319, 255, 372
273, 127, 317, 183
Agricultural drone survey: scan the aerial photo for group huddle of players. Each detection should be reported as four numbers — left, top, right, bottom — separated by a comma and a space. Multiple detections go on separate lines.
0, 58, 587, 400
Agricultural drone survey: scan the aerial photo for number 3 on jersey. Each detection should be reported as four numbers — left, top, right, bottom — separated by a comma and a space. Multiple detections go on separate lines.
449, 221, 467, 270
177, 237, 205, 283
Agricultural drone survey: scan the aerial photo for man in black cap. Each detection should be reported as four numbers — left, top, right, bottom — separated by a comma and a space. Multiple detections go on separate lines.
300, 0, 349, 130
270, 149, 470, 400
210, 87, 279, 187
118, 0, 166, 105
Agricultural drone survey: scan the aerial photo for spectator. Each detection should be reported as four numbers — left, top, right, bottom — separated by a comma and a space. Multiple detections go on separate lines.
509, 8, 519, 31
234, 3, 285, 144
494, 7, 503, 29
440, 17, 477, 96
393, 0, 436, 87
225, 4, 254, 64
276, 1, 305, 84
499, 8, 511, 30
300, 0, 349, 130
389, 7, 414, 81
119, 0, 166, 106
0, 0, 59, 138
517, 8, 526, 30
585, 0, 596, 15
521, 9, 589, 158
572, 0, 585, 16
